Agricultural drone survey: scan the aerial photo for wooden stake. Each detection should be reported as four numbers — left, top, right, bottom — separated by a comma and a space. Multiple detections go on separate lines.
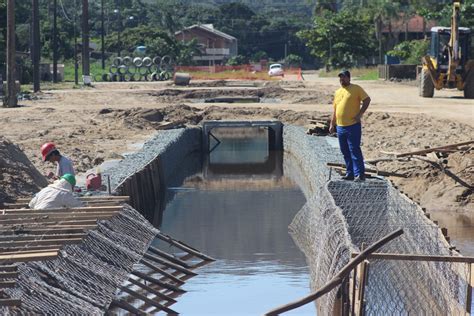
264, 229, 403, 316
127, 277, 177, 303
131, 270, 185, 293
396, 140, 474, 157
143, 253, 197, 276
109, 299, 147, 316
139, 259, 185, 284
466, 263, 474, 315
120, 286, 178, 314
155, 233, 216, 261
148, 246, 192, 269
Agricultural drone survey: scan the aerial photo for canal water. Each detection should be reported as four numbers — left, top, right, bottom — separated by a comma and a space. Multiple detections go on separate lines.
153, 127, 315, 315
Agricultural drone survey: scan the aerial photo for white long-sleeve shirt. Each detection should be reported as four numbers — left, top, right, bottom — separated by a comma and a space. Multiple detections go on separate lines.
29, 179, 83, 210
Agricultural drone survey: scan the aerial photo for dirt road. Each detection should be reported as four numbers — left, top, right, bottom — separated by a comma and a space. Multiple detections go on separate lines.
0, 76, 472, 216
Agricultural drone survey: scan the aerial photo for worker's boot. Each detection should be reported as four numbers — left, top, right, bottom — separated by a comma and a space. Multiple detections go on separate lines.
354, 175, 366, 182
341, 174, 354, 180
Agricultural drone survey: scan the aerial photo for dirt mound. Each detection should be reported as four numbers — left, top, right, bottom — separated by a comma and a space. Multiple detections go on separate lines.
150, 87, 333, 104
0, 137, 48, 204
361, 112, 473, 212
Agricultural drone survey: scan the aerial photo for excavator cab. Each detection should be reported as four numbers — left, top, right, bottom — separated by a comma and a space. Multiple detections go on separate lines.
429, 27, 471, 71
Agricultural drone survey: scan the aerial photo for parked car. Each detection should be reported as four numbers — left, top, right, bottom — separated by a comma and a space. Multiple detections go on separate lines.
268, 63, 284, 77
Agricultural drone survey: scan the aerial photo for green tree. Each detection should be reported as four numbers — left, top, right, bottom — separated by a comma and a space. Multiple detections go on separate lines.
298, 9, 375, 69
387, 39, 429, 64
285, 54, 303, 67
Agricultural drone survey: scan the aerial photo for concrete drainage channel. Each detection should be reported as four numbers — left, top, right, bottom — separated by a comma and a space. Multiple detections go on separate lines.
102, 123, 468, 314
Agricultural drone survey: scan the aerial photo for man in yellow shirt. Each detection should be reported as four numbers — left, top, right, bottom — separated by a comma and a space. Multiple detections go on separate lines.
329, 70, 371, 182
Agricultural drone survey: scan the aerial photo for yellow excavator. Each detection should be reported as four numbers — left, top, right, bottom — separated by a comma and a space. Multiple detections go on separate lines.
420, 0, 474, 98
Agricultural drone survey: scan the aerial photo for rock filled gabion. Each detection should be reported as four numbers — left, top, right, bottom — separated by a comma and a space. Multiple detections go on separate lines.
1, 205, 158, 315
283, 125, 468, 315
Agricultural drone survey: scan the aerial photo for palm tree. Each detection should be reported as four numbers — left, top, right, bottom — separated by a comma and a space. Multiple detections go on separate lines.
366, 0, 400, 63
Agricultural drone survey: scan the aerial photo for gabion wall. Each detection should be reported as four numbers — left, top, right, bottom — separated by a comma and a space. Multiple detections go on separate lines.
283, 125, 468, 314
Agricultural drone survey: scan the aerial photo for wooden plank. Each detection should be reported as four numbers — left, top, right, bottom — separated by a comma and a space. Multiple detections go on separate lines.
0, 211, 119, 218
0, 271, 18, 278
0, 215, 113, 229
0, 265, 17, 272
0, 281, 16, 288
0, 224, 96, 231
327, 162, 408, 178
0, 299, 21, 307
0, 238, 83, 248
396, 140, 474, 157
0, 247, 63, 255
15, 196, 129, 203
3, 206, 123, 212
0, 251, 58, 262
0, 233, 86, 242
350, 253, 474, 263
0, 227, 94, 235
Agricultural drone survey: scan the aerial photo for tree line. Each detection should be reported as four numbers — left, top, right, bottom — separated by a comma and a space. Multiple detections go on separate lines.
0, 0, 473, 82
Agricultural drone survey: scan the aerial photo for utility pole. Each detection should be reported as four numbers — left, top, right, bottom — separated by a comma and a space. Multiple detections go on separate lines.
82, 0, 90, 84
101, 0, 105, 69
74, 0, 79, 85
5, 0, 17, 107
53, 0, 58, 83
32, 0, 40, 92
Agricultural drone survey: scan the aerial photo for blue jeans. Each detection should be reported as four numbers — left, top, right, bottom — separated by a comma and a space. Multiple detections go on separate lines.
336, 123, 365, 177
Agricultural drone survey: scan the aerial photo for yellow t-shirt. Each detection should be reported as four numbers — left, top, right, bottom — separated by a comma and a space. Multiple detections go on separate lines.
333, 84, 369, 127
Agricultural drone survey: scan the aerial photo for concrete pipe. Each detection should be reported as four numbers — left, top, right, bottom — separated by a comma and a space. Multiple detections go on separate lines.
133, 57, 143, 67
142, 57, 153, 67
140, 74, 149, 81
122, 56, 132, 66
117, 65, 128, 75
109, 65, 118, 75
102, 73, 111, 82
150, 72, 159, 81
138, 66, 149, 75
112, 57, 122, 66
150, 64, 159, 73
127, 65, 137, 74
111, 74, 118, 82
153, 56, 162, 65
173, 72, 191, 85
93, 74, 102, 82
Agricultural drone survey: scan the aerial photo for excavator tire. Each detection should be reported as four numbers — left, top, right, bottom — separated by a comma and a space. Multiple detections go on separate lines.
464, 70, 474, 99
419, 68, 434, 98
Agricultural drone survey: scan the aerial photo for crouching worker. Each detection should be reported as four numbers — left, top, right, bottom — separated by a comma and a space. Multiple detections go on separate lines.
29, 174, 83, 210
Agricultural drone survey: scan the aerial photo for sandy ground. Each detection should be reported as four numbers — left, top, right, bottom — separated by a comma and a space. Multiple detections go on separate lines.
0, 75, 472, 216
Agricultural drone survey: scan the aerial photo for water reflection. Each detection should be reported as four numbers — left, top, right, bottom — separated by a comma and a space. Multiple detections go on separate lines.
431, 211, 474, 256
154, 128, 315, 315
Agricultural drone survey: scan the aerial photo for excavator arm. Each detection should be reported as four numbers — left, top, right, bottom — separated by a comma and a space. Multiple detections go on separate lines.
447, 0, 462, 83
